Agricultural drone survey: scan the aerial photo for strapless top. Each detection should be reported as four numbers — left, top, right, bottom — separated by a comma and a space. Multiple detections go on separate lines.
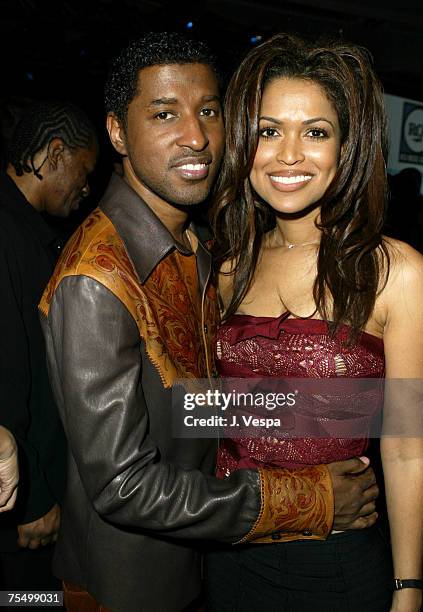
216, 313, 384, 475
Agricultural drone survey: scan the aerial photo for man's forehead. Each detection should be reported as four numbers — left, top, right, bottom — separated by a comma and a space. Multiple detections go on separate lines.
134, 63, 219, 102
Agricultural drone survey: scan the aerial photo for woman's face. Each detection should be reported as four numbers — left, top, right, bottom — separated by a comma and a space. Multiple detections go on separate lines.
249, 77, 342, 215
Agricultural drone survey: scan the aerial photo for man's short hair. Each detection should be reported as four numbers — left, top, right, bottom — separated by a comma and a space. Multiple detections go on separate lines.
8, 101, 96, 179
104, 32, 219, 126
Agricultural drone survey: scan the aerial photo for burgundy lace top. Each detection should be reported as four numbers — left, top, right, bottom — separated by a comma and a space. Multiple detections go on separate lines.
216, 313, 384, 476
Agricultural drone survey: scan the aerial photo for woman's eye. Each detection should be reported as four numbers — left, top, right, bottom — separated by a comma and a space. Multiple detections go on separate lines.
307, 128, 328, 139
260, 127, 279, 138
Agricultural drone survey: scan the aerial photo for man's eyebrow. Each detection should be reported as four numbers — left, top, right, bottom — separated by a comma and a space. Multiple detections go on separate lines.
148, 94, 221, 108
148, 97, 178, 107
202, 95, 221, 103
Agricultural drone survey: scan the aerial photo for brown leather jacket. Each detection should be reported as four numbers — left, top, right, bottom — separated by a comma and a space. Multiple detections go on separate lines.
39, 174, 333, 612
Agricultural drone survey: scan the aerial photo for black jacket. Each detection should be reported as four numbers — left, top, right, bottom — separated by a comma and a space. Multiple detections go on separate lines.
0, 173, 66, 551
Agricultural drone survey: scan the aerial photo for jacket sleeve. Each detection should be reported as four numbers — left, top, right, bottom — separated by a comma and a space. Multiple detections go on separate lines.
0, 231, 56, 523
42, 275, 333, 543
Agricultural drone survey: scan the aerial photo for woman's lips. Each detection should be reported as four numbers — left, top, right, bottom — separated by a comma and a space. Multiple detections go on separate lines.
269, 173, 312, 192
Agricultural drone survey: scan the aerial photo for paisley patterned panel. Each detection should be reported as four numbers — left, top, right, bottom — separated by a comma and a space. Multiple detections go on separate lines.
239, 465, 333, 544
40, 208, 218, 388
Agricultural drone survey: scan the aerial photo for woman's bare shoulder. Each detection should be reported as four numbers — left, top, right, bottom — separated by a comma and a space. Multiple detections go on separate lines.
378, 237, 423, 321
382, 236, 423, 285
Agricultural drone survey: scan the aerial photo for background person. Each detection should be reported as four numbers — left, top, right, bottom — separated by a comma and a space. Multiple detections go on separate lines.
0, 100, 97, 591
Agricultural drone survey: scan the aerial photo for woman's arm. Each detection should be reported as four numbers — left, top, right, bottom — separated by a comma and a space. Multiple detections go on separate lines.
380, 240, 423, 612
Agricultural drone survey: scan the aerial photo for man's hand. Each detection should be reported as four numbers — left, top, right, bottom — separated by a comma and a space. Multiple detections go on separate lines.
17, 503, 60, 549
328, 456, 379, 530
0, 426, 19, 512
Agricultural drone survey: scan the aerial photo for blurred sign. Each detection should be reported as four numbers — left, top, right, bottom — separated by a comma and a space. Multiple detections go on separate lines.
385, 94, 423, 192
400, 102, 423, 165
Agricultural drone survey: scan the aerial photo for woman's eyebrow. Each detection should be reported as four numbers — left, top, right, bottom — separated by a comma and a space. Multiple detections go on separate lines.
258, 115, 335, 128
303, 117, 335, 128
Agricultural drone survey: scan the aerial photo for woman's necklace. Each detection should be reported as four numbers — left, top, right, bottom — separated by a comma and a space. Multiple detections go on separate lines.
283, 240, 320, 249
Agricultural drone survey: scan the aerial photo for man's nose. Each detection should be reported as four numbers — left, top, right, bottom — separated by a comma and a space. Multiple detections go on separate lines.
177, 116, 208, 151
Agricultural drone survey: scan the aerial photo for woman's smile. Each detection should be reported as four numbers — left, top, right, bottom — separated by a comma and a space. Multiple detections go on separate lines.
250, 77, 341, 215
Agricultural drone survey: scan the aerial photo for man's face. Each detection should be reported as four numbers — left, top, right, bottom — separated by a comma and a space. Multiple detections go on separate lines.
109, 63, 224, 210
45, 143, 97, 218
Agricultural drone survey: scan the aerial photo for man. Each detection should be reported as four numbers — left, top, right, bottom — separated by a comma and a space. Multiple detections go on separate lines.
40, 33, 378, 612
0, 101, 97, 590
0, 426, 18, 512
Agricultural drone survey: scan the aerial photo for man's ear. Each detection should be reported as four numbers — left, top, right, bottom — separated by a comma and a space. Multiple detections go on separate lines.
46, 138, 66, 170
106, 113, 128, 156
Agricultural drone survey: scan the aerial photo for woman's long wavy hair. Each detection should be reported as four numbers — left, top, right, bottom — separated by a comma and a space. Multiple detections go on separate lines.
212, 33, 389, 342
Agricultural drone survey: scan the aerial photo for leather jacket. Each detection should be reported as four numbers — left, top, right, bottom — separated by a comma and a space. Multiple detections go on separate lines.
39, 174, 333, 612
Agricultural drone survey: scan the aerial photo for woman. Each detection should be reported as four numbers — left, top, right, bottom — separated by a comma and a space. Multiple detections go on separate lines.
206, 34, 423, 612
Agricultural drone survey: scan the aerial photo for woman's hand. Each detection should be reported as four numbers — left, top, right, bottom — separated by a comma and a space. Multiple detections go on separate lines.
390, 588, 422, 612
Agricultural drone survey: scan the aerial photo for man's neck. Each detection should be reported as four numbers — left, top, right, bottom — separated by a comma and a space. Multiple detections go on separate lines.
122, 167, 189, 245
6, 166, 43, 212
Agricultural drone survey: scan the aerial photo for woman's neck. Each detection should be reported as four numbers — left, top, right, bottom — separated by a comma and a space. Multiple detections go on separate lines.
269, 210, 321, 248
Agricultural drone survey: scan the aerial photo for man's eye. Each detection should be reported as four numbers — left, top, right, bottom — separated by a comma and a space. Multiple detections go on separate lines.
155, 111, 174, 121
259, 127, 279, 138
200, 108, 218, 117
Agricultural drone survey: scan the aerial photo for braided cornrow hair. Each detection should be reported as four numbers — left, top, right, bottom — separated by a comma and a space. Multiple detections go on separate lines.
8, 101, 96, 180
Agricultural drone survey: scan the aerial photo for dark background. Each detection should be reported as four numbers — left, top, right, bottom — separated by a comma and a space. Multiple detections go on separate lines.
2, 0, 422, 116
1, 0, 422, 232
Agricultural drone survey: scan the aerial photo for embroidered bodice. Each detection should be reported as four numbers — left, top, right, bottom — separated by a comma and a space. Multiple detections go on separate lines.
216, 313, 384, 476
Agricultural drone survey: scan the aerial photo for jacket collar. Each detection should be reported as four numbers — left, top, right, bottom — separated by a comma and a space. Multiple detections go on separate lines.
99, 173, 213, 285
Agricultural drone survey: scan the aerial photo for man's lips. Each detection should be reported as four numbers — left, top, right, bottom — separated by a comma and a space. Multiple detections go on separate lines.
171, 156, 212, 180
268, 170, 313, 191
